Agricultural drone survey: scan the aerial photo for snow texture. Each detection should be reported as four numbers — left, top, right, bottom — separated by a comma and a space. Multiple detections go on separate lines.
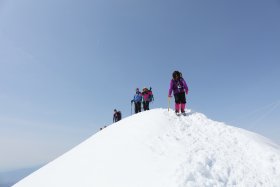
13, 109, 280, 187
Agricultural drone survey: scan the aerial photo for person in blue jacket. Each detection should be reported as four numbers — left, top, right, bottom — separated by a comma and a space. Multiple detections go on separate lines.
131, 88, 143, 114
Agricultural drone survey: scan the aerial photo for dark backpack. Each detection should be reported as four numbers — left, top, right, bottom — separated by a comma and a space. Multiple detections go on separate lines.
148, 91, 154, 101
117, 111, 122, 120
172, 78, 185, 92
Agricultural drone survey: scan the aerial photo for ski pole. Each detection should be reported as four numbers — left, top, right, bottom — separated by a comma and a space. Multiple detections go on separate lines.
168, 96, 171, 112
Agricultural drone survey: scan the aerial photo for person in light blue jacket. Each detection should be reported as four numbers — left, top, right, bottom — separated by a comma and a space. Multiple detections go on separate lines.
131, 88, 143, 114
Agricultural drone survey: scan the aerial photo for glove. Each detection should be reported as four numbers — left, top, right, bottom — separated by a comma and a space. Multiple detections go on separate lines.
131, 100, 134, 103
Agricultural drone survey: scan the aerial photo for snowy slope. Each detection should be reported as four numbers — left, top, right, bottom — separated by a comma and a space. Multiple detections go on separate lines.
13, 109, 280, 187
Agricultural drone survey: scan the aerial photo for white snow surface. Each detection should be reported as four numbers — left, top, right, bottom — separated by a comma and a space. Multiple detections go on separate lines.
14, 109, 280, 187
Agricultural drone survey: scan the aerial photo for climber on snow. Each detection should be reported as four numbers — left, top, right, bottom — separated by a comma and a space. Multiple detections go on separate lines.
131, 88, 143, 114
113, 109, 122, 123
142, 87, 154, 111
131, 88, 142, 114
168, 71, 189, 115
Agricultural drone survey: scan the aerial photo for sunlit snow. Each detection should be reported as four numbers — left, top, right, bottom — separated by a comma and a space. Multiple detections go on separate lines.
14, 109, 280, 187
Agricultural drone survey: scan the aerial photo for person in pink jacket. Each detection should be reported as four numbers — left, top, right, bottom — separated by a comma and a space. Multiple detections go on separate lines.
168, 71, 189, 115
142, 87, 154, 111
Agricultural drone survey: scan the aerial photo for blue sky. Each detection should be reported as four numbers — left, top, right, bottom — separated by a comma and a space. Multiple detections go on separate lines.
0, 0, 280, 172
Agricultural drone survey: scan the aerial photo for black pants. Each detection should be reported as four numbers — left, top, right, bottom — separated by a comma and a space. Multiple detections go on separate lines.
143, 101, 150, 111
174, 92, 186, 104
135, 102, 141, 113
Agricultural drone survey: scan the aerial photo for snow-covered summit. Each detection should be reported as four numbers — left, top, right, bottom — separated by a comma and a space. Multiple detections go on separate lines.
14, 109, 280, 187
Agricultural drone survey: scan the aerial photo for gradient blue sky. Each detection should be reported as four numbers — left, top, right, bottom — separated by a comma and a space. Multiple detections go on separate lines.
0, 0, 280, 172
